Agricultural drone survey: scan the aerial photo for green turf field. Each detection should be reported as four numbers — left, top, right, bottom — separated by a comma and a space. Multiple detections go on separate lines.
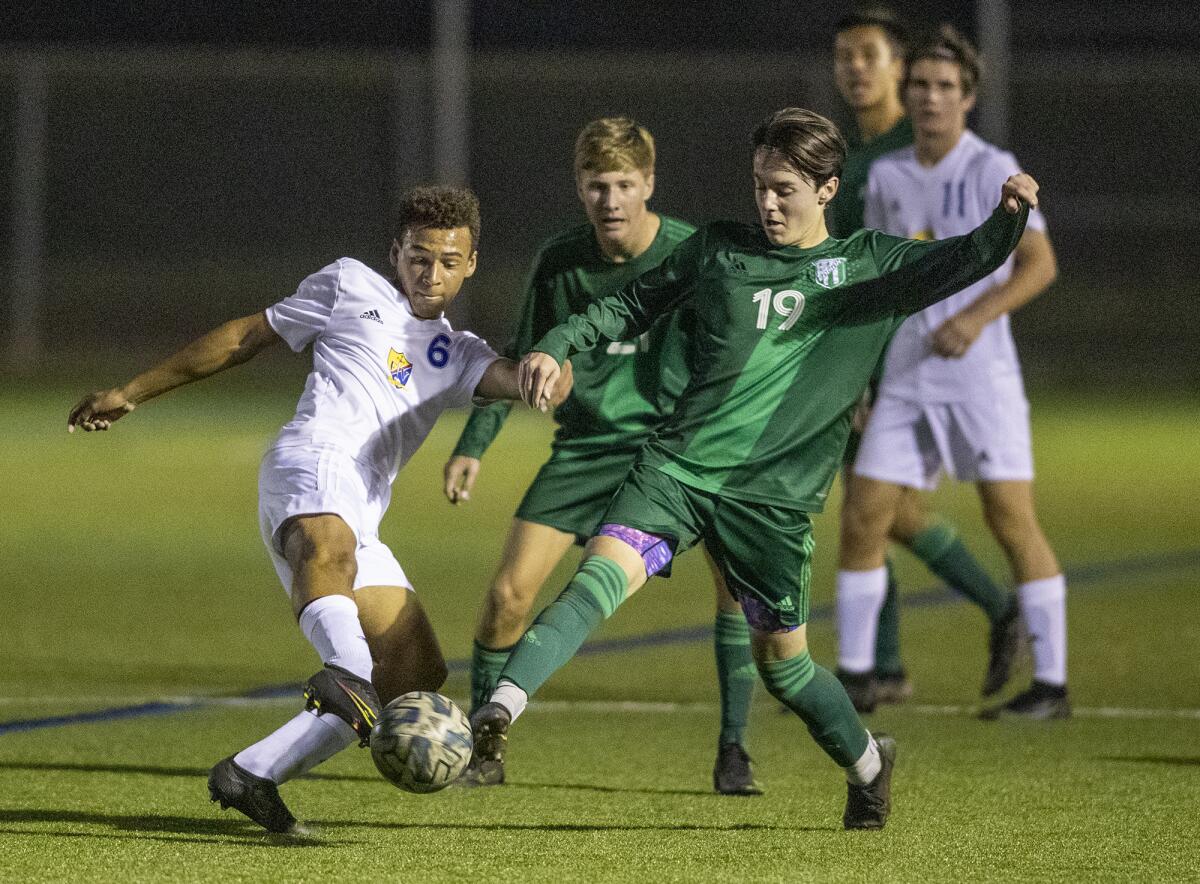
2, 378, 1198, 881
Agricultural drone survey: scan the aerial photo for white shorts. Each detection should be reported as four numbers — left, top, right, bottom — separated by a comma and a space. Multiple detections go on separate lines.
853, 386, 1034, 491
258, 443, 411, 596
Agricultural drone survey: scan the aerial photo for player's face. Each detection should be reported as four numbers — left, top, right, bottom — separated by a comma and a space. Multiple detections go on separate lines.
905, 58, 975, 139
576, 167, 655, 251
753, 148, 838, 248
834, 26, 903, 111
389, 225, 477, 319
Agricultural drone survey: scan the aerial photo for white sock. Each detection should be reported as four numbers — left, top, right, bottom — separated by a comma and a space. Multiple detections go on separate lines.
491, 679, 529, 723
1018, 575, 1067, 686
298, 594, 373, 682
836, 567, 889, 673
846, 734, 881, 785
234, 709, 356, 784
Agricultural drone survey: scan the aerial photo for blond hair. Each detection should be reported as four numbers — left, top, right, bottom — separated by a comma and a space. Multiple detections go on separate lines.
574, 117, 655, 177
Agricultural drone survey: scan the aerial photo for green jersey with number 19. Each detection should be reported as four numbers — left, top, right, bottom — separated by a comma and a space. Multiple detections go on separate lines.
533, 205, 1029, 511
453, 215, 697, 459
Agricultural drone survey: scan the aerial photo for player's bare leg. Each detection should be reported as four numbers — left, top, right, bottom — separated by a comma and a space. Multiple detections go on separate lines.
356, 585, 448, 703
977, 481, 1069, 719
751, 625, 895, 829
469, 533, 648, 780
836, 475, 904, 710
710, 552, 762, 795
212, 514, 380, 832
471, 519, 578, 710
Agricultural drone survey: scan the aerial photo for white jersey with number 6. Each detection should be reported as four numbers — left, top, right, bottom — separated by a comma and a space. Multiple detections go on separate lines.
265, 258, 498, 484
865, 130, 1046, 402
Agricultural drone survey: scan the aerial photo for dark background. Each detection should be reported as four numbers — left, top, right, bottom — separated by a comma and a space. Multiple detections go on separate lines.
1, 2, 1196, 387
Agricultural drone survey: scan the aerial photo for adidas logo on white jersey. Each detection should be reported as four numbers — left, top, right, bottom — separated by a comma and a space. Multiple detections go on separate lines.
360, 309, 383, 324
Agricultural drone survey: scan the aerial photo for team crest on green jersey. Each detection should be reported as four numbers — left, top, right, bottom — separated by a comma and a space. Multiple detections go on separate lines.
812, 257, 847, 289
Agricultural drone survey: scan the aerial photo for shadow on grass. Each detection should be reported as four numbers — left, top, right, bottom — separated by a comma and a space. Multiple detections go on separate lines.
0, 811, 340, 847
1098, 754, 1200, 767
505, 781, 713, 798
309, 818, 835, 834
0, 759, 376, 783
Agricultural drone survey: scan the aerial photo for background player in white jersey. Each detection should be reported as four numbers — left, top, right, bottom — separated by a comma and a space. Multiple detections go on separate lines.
838, 26, 1070, 719
67, 186, 572, 832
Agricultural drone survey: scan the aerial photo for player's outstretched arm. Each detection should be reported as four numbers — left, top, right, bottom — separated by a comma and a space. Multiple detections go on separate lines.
930, 228, 1058, 358
476, 356, 574, 414
67, 311, 281, 432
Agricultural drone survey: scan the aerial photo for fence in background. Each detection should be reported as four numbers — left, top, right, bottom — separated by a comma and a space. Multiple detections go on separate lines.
2, 47, 1196, 383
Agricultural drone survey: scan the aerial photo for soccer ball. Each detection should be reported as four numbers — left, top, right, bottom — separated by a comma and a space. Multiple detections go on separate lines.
369, 691, 473, 793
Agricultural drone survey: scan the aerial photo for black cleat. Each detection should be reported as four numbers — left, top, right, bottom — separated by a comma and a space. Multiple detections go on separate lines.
982, 598, 1024, 697
713, 742, 764, 796
980, 681, 1071, 721
467, 702, 511, 786
843, 734, 896, 830
873, 670, 913, 705
303, 664, 381, 747
208, 755, 298, 834
836, 668, 878, 714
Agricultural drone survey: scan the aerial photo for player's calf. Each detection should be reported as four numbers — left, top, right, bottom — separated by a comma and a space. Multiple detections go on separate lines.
303, 664, 382, 746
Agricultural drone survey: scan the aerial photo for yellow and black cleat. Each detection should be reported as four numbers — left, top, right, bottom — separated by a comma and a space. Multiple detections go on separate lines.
303, 664, 382, 747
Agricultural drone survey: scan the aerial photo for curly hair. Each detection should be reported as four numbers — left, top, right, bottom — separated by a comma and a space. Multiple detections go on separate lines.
395, 185, 481, 251
751, 108, 847, 188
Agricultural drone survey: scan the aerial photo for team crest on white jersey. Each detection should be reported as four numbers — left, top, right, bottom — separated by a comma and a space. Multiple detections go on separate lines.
387, 348, 413, 388
812, 257, 847, 289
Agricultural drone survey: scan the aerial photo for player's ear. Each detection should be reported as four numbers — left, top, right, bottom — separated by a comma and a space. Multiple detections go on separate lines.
963, 90, 977, 115
389, 239, 402, 270
643, 172, 655, 201
463, 250, 478, 278
818, 176, 839, 206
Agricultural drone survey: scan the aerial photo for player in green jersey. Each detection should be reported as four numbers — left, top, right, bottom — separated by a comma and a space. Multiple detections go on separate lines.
443, 118, 762, 794
469, 107, 1038, 830
830, 7, 1021, 712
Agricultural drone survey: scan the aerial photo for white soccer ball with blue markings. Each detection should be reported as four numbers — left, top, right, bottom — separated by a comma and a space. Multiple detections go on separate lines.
369, 691, 473, 793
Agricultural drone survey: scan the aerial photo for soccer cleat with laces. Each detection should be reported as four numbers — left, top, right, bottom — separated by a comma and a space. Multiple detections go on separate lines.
208, 755, 298, 834
843, 734, 897, 830
467, 702, 511, 785
980, 680, 1071, 720
836, 668, 878, 714
982, 598, 1023, 697
713, 742, 764, 796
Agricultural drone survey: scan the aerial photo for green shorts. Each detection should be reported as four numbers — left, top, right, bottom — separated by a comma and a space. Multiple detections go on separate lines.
602, 462, 814, 631
515, 445, 641, 544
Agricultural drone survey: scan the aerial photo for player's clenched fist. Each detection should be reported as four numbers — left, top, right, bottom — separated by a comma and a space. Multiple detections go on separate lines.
67, 388, 136, 432
1000, 173, 1039, 213
518, 351, 562, 412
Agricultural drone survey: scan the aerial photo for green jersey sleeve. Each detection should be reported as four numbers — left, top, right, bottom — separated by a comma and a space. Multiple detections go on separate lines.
451, 254, 542, 459
834, 203, 1029, 325
533, 228, 708, 364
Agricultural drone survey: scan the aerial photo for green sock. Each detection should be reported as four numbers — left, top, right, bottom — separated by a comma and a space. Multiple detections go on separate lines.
714, 611, 755, 746
911, 522, 1013, 623
498, 556, 627, 696
873, 559, 904, 677
470, 641, 515, 714
759, 652, 869, 767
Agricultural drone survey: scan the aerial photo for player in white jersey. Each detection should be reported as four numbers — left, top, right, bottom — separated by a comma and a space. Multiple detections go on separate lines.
67, 186, 572, 832
838, 26, 1070, 720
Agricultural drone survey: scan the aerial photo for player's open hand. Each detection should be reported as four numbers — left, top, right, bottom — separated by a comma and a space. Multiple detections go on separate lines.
1000, 173, 1039, 213
518, 351, 561, 412
443, 455, 481, 504
931, 312, 986, 359
67, 388, 135, 433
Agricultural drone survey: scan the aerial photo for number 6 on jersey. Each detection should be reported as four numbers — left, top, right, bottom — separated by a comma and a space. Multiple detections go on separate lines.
751, 288, 806, 331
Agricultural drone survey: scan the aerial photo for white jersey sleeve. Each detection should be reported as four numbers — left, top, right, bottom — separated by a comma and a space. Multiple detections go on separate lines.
863, 166, 889, 232
265, 261, 341, 352
450, 332, 500, 407
977, 150, 1047, 234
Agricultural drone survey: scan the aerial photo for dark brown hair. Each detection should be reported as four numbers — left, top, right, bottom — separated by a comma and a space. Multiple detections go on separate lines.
751, 108, 847, 187
905, 24, 981, 96
395, 185, 482, 252
835, 5, 910, 59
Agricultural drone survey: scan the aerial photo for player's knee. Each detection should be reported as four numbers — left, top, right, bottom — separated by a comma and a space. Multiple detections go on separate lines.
841, 499, 889, 549
294, 535, 358, 583
489, 574, 537, 628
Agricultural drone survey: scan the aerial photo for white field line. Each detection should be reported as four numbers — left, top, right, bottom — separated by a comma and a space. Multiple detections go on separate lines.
2, 695, 1199, 721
